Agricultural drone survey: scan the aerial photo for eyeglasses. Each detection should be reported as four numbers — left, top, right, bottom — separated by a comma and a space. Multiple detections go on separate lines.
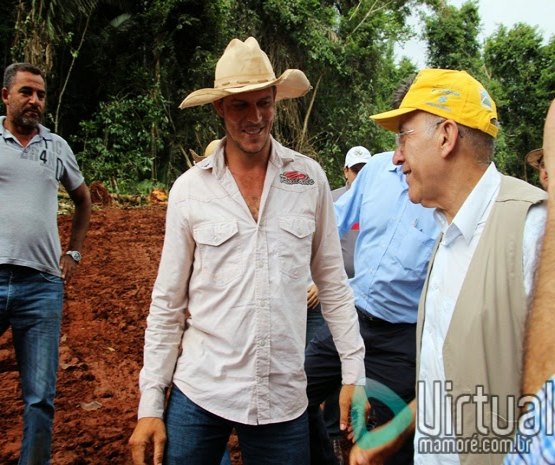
394, 119, 446, 148
394, 129, 415, 148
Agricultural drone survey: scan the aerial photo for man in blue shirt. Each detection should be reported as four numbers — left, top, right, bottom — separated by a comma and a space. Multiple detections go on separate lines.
305, 151, 439, 465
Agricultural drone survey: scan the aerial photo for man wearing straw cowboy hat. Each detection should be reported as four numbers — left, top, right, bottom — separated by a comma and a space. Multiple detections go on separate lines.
526, 147, 548, 191
129, 37, 365, 465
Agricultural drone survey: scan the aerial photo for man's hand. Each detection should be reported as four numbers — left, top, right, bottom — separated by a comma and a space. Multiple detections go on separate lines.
349, 399, 416, 465
338, 384, 369, 435
60, 254, 79, 284
307, 283, 320, 310
129, 417, 166, 465
350, 434, 393, 465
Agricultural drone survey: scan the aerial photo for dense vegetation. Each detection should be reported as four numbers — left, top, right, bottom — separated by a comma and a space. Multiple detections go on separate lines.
1, 0, 553, 191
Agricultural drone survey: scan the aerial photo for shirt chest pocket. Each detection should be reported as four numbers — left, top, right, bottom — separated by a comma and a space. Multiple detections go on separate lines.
193, 221, 244, 286
391, 225, 436, 273
277, 216, 315, 279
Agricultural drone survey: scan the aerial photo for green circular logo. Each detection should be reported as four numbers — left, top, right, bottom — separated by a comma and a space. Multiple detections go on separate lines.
351, 378, 413, 449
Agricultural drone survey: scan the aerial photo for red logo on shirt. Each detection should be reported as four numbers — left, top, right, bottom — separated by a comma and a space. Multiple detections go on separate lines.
280, 171, 315, 185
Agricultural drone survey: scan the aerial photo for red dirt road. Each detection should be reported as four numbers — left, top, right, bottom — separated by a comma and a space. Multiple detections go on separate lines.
0, 206, 238, 464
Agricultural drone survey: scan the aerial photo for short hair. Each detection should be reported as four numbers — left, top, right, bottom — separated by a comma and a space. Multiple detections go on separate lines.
421, 112, 496, 164
348, 162, 367, 175
3, 63, 45, 89
391, 74, 416, 109
459, 123, 496, 164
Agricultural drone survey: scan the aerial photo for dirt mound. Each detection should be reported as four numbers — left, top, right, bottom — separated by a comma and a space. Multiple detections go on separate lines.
89, 181, 113, 206
0, 206, 241, 464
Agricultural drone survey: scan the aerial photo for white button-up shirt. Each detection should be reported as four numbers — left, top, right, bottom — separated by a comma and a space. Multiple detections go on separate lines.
138, 137, 365, 424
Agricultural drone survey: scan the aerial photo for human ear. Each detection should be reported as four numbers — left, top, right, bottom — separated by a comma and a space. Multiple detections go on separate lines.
213, 99, 224, 118
439, 120, 459, 159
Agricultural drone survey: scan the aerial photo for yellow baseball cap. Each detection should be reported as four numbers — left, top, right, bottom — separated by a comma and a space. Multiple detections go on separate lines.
371, 69, 499, 138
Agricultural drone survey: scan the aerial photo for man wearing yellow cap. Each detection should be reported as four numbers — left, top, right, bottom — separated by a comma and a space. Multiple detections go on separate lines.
350, 69, 548, 465
129, 37, 365, 465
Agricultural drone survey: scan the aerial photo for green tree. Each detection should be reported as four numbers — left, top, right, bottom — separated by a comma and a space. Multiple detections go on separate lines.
423, 0, 482, 75
484, 24, 555, 181
167, 0, 431, 188
69, 0, 207, 186
75, 91, 169, 193
10, 0, 534, 195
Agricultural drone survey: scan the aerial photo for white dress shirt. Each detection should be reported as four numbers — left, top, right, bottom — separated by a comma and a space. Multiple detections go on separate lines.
415, 164, 546, 465
138, 136, 365, 424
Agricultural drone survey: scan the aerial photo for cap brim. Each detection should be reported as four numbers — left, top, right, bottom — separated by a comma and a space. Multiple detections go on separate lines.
370, 107, 419, 132
179, 69, 311, 109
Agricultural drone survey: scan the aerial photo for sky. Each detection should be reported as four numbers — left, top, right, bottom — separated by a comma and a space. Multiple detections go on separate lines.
395, 0, 555, 67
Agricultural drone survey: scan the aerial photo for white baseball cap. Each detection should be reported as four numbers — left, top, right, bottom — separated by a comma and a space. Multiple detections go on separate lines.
344, 146, 372, 168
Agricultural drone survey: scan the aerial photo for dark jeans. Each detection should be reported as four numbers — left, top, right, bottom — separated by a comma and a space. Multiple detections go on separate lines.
164, 385, 310, 465
305, 304, 341, 440
305, 309, 416, 465
306, 303, 325, 347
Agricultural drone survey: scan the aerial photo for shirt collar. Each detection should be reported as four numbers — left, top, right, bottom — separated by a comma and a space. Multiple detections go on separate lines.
0, 116, 52, 144
387, 156, 408, 188
435, 163, 501, 246
195, 135, 294, 178
385, 152, 399, 173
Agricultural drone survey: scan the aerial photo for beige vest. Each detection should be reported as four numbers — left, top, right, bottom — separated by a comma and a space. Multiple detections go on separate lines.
417, 176, 546, 465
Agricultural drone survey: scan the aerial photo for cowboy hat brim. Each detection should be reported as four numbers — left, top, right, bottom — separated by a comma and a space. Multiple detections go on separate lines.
525, 148, 544, 170
179, 69, 311, 109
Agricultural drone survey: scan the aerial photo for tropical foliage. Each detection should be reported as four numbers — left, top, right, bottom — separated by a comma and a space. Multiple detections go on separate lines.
0, 0, 553, 192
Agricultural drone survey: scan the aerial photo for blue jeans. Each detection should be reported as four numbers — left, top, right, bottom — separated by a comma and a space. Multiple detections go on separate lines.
164, 385, 310, 465
0, 265, 63, 465
220, 447, 232, 465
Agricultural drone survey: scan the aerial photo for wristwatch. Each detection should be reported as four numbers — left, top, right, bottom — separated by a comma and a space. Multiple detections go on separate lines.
65, 250, 82, 263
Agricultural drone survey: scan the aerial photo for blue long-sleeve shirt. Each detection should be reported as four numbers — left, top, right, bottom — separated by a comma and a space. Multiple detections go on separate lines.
334, 151, 440, 323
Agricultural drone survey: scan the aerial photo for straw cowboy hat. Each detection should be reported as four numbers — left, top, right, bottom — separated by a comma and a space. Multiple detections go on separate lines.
179, 37, 311, 109
189, 139, 222, 164
525, 148, 544, 170
204, 139, 221, 157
